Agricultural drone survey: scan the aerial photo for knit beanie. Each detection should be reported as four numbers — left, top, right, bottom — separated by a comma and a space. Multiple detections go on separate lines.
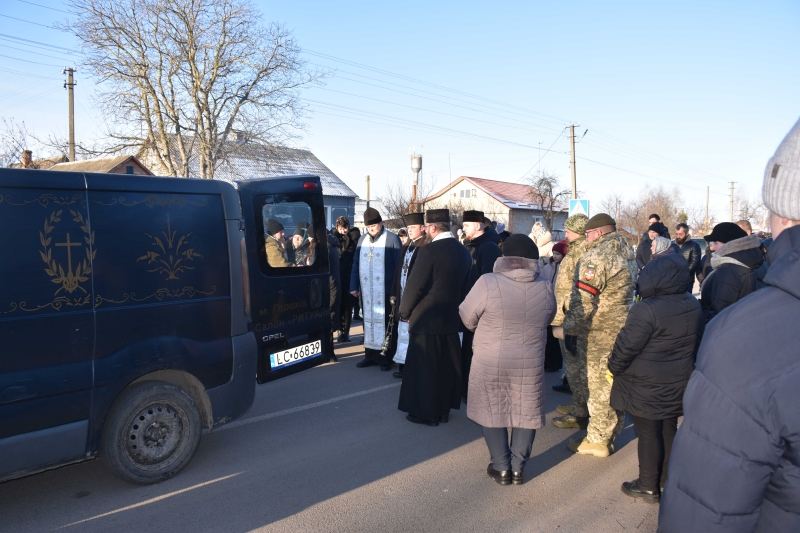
502, 234, 539, 260
564, 214, 588, 234
496, 222, 505, 233
652, 236, 671, 255
648, 221, 667, 235
763, 117, 800, 221
552, 240, 568, 256
266, 219, 284, 235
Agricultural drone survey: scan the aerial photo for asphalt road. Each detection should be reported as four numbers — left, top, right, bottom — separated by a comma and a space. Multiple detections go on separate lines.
0, 324, 660, 533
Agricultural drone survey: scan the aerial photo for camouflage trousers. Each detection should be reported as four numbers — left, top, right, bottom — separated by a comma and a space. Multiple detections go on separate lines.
561, 338, 589, 418
585, 342, 625, 445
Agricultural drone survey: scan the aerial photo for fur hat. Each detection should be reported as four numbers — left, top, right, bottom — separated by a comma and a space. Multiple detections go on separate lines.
462, 210, 484, 223
364, 207, 382, 226
763, 117, 800, 221
425, 209, 450, 224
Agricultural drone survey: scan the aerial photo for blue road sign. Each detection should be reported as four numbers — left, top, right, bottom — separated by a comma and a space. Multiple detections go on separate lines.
569, 199, 589, 217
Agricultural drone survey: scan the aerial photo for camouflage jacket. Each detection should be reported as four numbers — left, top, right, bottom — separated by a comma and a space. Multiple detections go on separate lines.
562, 232, 637, 341
552, 236, 588, 328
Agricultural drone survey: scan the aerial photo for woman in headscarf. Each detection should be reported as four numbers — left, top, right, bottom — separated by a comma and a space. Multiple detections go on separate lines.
292, 226, 315, 267
459, 234, 556, 486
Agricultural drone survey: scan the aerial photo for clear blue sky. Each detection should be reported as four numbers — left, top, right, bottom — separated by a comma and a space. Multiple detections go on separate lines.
1, 0, 799, 223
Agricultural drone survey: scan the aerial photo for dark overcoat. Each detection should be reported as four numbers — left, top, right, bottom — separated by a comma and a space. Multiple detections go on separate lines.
609, 253, 702, 420
658, 225, 800, 533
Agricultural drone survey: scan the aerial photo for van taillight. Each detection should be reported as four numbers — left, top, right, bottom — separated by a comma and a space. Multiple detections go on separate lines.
239, 234, 251, 317
303, 182, 317, 189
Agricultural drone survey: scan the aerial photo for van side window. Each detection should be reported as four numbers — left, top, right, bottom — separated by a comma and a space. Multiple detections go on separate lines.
262, 201, 317, 269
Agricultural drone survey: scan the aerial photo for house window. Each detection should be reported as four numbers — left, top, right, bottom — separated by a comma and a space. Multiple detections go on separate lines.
459, 189, 473, 198
125, 165, 134, 174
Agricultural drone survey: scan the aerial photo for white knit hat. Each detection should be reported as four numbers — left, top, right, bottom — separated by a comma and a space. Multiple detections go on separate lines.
763, 117, 800, 220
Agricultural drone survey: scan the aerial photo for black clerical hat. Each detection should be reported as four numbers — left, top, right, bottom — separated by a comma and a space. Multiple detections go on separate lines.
425, 209, 450, 224
462, 210, 484, 223
402, 212, 425, 226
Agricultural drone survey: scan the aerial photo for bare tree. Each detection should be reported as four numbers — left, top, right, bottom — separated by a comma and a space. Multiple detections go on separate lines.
528, 171, 571, 232
735, 189, 767, 229
65, 0, 322, 178
0, 118, 35, 167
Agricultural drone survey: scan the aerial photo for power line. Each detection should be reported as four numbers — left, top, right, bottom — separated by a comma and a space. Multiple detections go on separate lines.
15, 0, 72, 14
0, 33, 77, 53
0, 12, 60, 30
0, 42, 76, 61
0, 66, 61, 80
0, 52, 63, 68
516, 129, 566, 182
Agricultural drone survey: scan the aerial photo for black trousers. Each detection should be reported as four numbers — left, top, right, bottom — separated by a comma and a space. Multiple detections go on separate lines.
340, 293, 354, 334
482, 427, 536, 473
461, 331, 474, 398
630, 414, 678, 491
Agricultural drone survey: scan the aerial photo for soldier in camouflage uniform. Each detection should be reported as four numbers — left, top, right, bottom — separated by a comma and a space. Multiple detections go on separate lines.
559, 213, 637, 457
551, 214, 591, 429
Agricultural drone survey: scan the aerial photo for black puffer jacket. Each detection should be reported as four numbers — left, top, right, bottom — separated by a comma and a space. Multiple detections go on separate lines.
700, 234, 763, 324
609, 253, 702, 419
675, 238, 701, 278
463, 232, 502, 293
658, 224, 800, 533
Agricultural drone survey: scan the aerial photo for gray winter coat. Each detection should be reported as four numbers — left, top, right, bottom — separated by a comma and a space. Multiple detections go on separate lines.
459, 256, 556, 429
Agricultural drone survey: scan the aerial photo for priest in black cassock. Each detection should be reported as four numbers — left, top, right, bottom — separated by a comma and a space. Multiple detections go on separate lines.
398, 209, 472, 426
389, 212, 426, 379
350, 207, 402, 370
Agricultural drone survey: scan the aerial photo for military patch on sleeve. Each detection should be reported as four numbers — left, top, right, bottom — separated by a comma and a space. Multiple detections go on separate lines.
576, 281, 599, 296
583, 263, 596, 281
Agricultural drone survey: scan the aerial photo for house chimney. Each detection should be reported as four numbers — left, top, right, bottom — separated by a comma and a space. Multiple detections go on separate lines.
22, 150, 32, 168
234, 131, 247, 143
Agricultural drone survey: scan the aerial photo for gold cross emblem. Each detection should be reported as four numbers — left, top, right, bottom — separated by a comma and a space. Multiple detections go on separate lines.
55, 232, 83, 293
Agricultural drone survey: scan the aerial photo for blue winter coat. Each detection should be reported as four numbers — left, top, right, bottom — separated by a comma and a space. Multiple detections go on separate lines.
658, 225, 800, 532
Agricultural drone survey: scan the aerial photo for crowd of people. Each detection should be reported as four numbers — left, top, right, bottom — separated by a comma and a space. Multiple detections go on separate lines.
326, 117, 799, 532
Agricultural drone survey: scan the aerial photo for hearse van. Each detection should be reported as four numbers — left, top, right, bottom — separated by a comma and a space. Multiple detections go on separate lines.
0, 168, 332, 484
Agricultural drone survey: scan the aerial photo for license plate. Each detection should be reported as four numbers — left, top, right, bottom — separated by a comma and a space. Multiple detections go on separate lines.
269, 340, 322, 369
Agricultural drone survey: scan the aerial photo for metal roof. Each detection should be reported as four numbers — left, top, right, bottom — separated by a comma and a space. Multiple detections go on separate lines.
426, 176, 567, 211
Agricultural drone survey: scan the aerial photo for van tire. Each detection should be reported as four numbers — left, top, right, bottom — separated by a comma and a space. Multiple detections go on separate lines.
100, 381, 202, 485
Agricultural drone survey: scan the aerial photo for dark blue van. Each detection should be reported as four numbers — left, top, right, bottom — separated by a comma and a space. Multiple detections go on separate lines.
0, 169, 332, 484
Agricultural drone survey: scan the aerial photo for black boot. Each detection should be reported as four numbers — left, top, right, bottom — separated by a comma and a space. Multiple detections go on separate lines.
621, 479, 660, 504
486, 464, 511, 486
393, 364, 404, 378
552, 376, 571, 394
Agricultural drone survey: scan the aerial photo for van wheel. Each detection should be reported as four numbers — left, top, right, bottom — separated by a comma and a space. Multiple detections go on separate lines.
101, 381, 202, 485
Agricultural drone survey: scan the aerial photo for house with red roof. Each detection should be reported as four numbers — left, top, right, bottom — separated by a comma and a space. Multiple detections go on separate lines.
422, 176, 568, 236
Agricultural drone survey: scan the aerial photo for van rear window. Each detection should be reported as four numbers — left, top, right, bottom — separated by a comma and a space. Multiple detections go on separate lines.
262, 202, 317, 269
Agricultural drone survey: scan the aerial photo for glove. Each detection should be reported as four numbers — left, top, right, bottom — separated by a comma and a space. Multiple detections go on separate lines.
605, 369, 614, 385
565, 335, 578, 354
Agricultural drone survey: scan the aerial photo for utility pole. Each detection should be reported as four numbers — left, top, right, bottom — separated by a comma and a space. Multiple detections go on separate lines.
729, 182, 736, 222
616, 199, 621, 221
569, 125, 577, 199
63, 67, 76, 162
366, 175, 371, 210
705, 186, 710, 231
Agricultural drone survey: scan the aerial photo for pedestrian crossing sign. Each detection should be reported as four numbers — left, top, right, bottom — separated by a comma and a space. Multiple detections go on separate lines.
569, 199, 589, 217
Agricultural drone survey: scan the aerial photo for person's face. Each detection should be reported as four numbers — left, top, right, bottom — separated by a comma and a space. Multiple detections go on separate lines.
273, 230, 284, 241
708, 241, 722, 252
406, 224, 425, 241
337, 225, 348, 235
586, 228, 602, 243
292, 234, 303, 247
462, 221, 482, 240
366, 223, 382, 237
399, 234, 408, 245
552, 251, 564, 263
648, 230, 658, 241
564, 229, 580, 242
675, 227, 688, 241
651, 240, 658, 254
649, 217, 658, 225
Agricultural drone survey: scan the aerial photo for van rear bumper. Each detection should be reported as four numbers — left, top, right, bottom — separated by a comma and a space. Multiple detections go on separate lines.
206, 332, 258, 427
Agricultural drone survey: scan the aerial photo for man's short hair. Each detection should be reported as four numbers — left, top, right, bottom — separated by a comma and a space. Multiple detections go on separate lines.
736, 219, 752, 234
649, 213, 661, 221
432, 222, 450, 233
335, 216, 350, 229
676, 222, 689, 232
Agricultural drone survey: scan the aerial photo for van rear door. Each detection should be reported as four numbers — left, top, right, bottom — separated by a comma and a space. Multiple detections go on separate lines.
238, 176, 331, 383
